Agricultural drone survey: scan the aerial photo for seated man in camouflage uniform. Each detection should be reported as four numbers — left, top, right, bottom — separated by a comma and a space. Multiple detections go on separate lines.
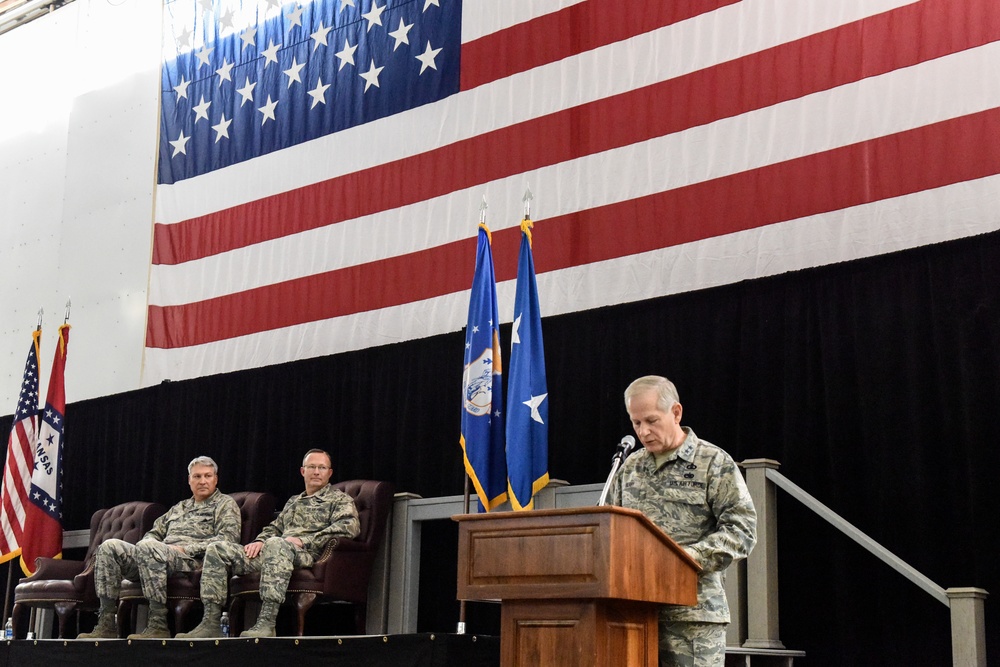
178, 448, 360, 638
609, 376, 757, 667
78, 456, 241, 640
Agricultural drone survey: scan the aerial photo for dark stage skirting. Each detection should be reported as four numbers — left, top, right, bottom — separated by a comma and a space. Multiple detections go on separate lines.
0, 633, 500, 667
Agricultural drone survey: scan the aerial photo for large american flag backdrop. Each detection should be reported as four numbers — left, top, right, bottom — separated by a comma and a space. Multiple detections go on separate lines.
145, 0, 1000, 384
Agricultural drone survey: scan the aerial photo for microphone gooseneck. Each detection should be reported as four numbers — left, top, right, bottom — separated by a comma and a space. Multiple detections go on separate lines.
597, 434, 641, 506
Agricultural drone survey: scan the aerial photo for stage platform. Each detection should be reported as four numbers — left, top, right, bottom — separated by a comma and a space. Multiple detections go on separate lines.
0, 633, 500, 667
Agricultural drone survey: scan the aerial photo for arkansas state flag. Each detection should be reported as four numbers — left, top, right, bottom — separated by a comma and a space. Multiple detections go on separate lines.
20, 324, 69, 575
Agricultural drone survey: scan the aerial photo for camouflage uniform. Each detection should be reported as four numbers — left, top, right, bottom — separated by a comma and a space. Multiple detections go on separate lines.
199, 482, 360, 605
609, 427, 756, 667
660, 621, 728, 667
92, 489, 241, 603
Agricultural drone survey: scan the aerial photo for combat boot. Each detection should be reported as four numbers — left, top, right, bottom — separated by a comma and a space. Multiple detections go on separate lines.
77, 598, 118, 639
127, 600, 170, 639
176, 602, 223, 638
239, 601, 278, 637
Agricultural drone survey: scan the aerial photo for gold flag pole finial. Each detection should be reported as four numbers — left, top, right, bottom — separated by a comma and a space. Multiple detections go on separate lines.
64, 298, 72, 324
36, 308, 43, 331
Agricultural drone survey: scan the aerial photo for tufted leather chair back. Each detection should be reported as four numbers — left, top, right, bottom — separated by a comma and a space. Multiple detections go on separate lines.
228, 491, 277, 544
332, 479, 393, 548
83, 501, 165, 564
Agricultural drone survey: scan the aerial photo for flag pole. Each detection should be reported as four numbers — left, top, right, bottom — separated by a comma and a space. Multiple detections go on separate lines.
458, 197, 490, 634
2, 561, 9, 627
457, 196, 494, 635
457, 475, 471, 634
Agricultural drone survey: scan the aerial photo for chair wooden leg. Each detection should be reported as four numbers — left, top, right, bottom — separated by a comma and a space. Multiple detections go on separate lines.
11, 602, 27, 639
229, 596, 245, 635
53, 601, 78, 639
290, 592, 317, 636
353, 600, 367, 635
172, 599, 198, 633
117, 599, 134, 637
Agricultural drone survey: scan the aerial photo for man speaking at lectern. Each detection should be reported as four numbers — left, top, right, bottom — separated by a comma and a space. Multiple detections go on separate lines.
609, 375, 757, 667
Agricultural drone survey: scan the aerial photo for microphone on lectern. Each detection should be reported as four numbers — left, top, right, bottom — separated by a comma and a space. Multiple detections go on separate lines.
616, 435, 639, 459
598, 434, 641, 506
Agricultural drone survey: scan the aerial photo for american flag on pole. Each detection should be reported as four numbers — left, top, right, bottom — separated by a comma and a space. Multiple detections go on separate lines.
0, 331, 41, 564
146, 0, 1000, 384
20, 324, 69, 576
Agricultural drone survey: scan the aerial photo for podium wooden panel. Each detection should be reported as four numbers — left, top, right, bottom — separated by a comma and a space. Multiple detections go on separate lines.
455, 507, 700, 667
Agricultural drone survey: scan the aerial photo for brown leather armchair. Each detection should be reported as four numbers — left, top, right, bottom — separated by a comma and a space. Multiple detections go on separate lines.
228, 479, 395, 636
116, 490, 276, 635
11, 500, 166, 639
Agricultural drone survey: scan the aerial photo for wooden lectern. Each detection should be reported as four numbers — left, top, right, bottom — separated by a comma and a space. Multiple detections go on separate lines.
455, 506, 700, 667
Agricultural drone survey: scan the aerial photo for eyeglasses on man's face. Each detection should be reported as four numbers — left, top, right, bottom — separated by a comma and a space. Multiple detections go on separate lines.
303, 464, 330, 471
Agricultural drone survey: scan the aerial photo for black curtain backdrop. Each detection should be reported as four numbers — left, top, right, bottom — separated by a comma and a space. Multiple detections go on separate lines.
2, 229, 998, 665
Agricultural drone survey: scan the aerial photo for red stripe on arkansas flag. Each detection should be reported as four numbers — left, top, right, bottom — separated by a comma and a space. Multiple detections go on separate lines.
145, 0, 1000, 384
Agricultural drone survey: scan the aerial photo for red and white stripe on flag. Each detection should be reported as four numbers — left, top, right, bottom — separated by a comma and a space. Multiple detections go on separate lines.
0, 331, 41, 563
145, 0, 1000, 384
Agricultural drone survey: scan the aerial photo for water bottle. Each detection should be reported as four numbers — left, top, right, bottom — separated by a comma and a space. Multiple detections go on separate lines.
4, 617, 12, 640
219, 611, 230, 638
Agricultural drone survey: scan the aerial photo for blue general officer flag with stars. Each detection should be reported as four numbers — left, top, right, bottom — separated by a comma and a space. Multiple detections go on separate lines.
505, 219, 548, 510
159, 0, 461, 184
460, 224, 506, 512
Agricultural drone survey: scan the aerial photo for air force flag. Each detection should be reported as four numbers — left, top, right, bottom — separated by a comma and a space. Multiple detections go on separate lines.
460, 224, 507, 512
